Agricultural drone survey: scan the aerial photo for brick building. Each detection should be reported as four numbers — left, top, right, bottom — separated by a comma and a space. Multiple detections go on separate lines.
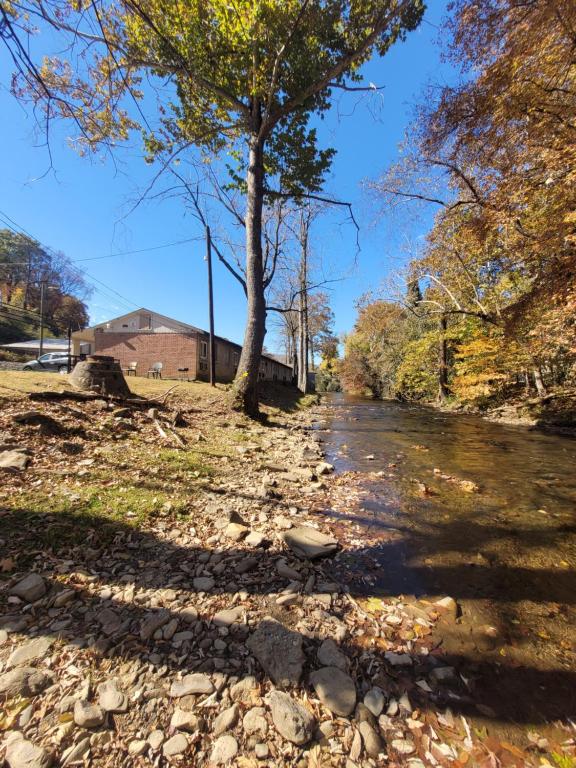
72, 309, 292, 383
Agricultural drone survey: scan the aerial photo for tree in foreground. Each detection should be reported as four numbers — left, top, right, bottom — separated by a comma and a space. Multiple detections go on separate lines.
1, 0, 424, 414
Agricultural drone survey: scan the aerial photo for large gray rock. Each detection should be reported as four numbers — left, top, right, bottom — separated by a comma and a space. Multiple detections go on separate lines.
7, 637, 54, 669
310, 667, 356, 717
193, 576, 215, 592
268, 691, 315, 745
0, 667, 52, 698
212, 607, 243, 628
9, 574, 46, 602
247, 619, 305, 686
5, 738, 52, 768
281, 527, 338, 560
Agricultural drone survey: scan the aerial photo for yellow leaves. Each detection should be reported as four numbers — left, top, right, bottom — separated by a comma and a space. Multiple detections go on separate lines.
0, 698, 31, 731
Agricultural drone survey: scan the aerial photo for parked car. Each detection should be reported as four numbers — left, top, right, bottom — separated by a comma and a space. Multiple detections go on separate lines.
23, 352, 77, 374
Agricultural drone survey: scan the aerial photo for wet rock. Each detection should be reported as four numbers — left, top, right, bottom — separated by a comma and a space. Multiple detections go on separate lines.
74, 700, 105, 728
242, 707, 268, 736
268, 690, 315, 745
212, 704, 239, 736
210, 734, 238, 765
5, 738, 52, 768
310, 667, 356, 717
7, 637, 54, 669
281, 526, 338, 560
162, 734, 189, 757
0, 668, 52, 698
358, 721, 383, 758
9, 574, 46, 602
230, 676, 259, 703
247, 619, 305, 686
0, 450, 30, 471
317, 639, 348, 671
170, 673, 214, 697
97, 680, 128, 713
363, 687, 385, 717
140, 609, 170, 641
193, 576, 215, 592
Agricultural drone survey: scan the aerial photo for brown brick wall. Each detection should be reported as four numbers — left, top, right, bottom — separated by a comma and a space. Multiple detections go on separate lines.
93, 331, 198, 379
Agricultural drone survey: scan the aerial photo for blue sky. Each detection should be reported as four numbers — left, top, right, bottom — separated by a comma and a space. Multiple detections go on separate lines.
0, 0, 453, 353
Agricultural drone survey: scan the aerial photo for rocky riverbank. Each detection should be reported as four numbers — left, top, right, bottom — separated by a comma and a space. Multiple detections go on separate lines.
0, 374, 572, 767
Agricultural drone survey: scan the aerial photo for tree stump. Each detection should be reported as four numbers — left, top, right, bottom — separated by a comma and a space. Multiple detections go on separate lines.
69, 355, 131, 398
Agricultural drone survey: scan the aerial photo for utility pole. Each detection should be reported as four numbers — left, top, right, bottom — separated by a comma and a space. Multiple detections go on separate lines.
39, 279, 47, 357
205, 226, 216, 386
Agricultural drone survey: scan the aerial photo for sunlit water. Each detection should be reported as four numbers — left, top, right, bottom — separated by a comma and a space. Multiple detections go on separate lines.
316, 394, 576, 733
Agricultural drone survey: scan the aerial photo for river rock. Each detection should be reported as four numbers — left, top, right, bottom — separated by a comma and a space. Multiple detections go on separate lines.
247, 618, 305, 686
281, 526, 338, 560
148, 730, 164, 750
193, 576, 215, 592
358, 720, 383, 758
140, 609, 170, 641
224, 522, 249, 541
162, 734, 188, 757
210, 735, 238, 765
170, 673, 214, 697
212, 704, 239, 736
363, 687, 385, 717
268, 691, 315, 745
317, 639, 348, 671
230, 676, 259, 703
5, 738, 52, 768
97, 680, 128, 712
0, 667, 52, 698
310, 667, 356, 717
9, 574, 46, 602
316, 462, 334, 475
170, 709, 201, 732
127, 740, 147, 757
275, 559, 301, 581
74, 700, 104, 728
243, 707, 268, 736
245, 531, 266, 547
7, 637, 54, 669
0, 450, 30, 471
212, 607, 243, 627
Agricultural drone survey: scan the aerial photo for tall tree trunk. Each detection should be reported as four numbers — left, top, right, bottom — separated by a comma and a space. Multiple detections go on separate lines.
232, 131, 267, 416
438, 314, 449, 403
533, 367, 547, 397
297, 212, 311, 394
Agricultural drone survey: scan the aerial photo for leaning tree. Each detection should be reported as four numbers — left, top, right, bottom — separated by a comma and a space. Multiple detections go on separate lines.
1, 0, 424, 414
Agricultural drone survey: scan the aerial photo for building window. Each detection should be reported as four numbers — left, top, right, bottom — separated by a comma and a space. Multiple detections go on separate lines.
200, 341, 208, 359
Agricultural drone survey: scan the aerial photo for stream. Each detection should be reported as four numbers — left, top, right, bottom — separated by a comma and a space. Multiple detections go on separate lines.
316, 393, 576, 742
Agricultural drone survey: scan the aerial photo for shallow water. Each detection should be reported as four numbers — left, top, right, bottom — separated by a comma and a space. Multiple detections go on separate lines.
318, 393, 576, 737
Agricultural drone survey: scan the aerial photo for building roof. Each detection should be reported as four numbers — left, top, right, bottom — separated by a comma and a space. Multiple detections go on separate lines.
0, 338, 68, 352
